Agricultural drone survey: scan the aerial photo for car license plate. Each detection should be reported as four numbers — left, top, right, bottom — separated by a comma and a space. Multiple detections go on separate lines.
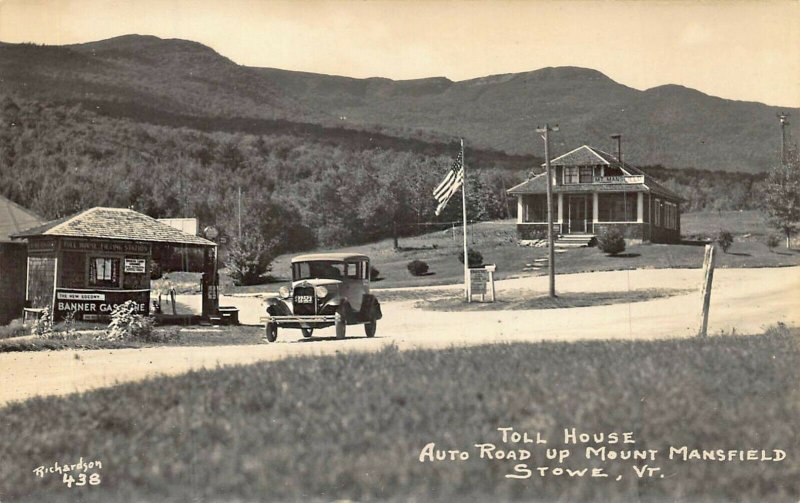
295, 295, 313, 304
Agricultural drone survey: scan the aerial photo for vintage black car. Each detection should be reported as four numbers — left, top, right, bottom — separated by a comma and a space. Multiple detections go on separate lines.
262, 253, 382, 342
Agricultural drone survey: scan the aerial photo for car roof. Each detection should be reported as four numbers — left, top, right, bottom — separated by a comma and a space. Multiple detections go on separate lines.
291, 253, 370, 263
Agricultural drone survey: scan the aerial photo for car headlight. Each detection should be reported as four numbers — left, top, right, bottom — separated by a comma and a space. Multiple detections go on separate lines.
278, 286, 290, 299
314, 286, 328, 298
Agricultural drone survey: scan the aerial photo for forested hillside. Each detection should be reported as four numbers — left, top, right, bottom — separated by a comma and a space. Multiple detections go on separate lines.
0, 93, 769, 258
0, 95, 523, 252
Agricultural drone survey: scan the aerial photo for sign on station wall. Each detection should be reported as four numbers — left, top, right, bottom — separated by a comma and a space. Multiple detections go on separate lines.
124, 258, 147, 274
54, 288, 150, 320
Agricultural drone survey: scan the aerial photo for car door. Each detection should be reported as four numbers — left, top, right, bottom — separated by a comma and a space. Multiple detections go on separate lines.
341, 261, 364, 311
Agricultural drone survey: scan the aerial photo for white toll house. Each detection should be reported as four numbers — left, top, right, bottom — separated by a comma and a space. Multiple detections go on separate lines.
508, 141, 683, 246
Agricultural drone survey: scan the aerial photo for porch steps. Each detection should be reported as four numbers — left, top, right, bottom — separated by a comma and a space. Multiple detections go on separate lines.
555, 234, 596, 248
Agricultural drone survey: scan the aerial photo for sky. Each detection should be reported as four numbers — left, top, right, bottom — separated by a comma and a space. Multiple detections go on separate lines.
1, 0, 799, 107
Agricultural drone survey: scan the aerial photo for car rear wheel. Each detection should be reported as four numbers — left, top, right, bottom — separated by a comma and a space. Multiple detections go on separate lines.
265, 322, 278, 342
364, 319, 377, 338
335, 303, 349, 339
301, 328, 313, 338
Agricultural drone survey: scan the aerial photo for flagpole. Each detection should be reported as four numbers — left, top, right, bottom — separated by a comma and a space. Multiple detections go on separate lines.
461, 138, 469, 301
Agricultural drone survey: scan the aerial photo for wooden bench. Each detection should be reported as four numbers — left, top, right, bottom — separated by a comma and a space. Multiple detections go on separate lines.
23, 307, 45, 324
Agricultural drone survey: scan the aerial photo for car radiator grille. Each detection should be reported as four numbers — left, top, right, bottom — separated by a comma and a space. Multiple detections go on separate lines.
293, 286, 317, 315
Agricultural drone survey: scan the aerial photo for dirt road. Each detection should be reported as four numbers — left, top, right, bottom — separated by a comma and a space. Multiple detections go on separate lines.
2, 267, 797, 406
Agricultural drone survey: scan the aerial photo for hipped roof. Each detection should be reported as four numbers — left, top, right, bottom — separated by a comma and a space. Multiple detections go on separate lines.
508, 145, 682, 201
0, 195, 44, 242
12, 207, 215, 247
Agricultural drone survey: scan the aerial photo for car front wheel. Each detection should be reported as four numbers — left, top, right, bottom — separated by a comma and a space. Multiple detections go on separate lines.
265, 322, 278, 342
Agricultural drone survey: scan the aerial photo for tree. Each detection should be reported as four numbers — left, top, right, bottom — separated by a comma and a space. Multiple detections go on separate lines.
226, 232, 278, 286
763, 148, 800, 248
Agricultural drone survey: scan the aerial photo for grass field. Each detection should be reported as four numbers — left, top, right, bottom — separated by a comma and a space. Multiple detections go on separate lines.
417, 288, 689, 311
0, 325, 263, 353
224, 211, 800, 293
2, 326, 797, 503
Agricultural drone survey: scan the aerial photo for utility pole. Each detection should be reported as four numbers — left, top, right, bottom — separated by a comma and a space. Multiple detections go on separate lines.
611, 133, 622, 162
778, 112, 790, 165
237, 186, 242, 240
537, 124, 559, 298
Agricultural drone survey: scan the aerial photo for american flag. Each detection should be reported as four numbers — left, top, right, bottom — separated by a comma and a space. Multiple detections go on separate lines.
433, 149, 464, 216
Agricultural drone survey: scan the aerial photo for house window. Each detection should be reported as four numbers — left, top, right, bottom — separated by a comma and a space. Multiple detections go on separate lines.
579, 166, 593, 183
598, 193, 637, 222
654, 198, 662, 227
663, 202, 677, 230
524, 195, 556, 222
89, 257, 120, 288
563, 167, 579, 184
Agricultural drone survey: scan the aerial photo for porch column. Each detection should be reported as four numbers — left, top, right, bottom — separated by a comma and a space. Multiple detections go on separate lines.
557, 193, 563, 224
637, 193, 644, 223
517, 196, 523, 224
592, 193, 599, 223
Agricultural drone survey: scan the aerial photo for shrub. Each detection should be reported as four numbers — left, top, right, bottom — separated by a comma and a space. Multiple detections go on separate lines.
766, 234, 780, 252
150, 259, 163, 280
716, 230, 734, 253
406, 259, 429, 276
0, 319, 28, 340
597, 227, 626, 255
54, 310, 79, 340
31, 306, 53, 338
369, 265, 381, 280
457, 248, 484, 267
102, 300, 156, 341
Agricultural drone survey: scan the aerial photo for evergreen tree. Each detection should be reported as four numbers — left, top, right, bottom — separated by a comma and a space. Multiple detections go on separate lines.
763, 148, 800, 248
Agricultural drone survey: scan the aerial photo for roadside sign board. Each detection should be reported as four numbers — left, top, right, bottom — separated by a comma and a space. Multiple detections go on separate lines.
470, 269, 488, 294
468, 265, 496, 302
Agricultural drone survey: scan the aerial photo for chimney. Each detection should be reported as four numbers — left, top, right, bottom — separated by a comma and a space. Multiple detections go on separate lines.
611, 134, 622, 162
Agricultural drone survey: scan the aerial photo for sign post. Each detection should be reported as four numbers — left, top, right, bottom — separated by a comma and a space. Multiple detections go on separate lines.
468, 264, 496, 303
698, 244, 716, 337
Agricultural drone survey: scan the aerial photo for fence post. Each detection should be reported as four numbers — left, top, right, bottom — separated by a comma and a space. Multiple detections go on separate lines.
698, 244, 716, 337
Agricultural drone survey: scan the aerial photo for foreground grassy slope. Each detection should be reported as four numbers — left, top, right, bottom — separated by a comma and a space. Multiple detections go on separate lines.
2, 329, 798, 502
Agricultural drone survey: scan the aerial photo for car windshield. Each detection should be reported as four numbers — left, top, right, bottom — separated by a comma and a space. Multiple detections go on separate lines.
293, 261, 348, 281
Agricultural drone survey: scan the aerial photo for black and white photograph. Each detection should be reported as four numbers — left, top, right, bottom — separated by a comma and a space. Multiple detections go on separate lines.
0, 0, 798, 501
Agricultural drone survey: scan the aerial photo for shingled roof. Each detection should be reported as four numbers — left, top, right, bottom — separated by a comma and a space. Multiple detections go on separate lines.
11, 207, 215, 246
0, 195, 44, 242
508, 145, 681, 200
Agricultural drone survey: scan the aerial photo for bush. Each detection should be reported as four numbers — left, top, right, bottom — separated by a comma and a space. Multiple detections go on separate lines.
369, 265, 381, 280
227, 233, 278, 286
0, 319, 28, 340
457, 248, 484, 267
406, 259, 429, 276
150, 259, 163, 280
716, 230, 734, 253
102, 300, 156, 341
31, 306, 53, 338
597, 227, 626, 255
766, 234, 780, 252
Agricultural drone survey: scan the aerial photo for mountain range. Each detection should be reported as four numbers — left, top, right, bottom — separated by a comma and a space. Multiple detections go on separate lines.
1, 34, 797, 173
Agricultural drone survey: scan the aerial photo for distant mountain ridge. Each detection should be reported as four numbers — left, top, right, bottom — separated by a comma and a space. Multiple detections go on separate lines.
1, 34, 797, 172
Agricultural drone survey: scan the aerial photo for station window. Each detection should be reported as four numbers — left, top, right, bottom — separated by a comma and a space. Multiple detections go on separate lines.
89, 257, 120, 288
